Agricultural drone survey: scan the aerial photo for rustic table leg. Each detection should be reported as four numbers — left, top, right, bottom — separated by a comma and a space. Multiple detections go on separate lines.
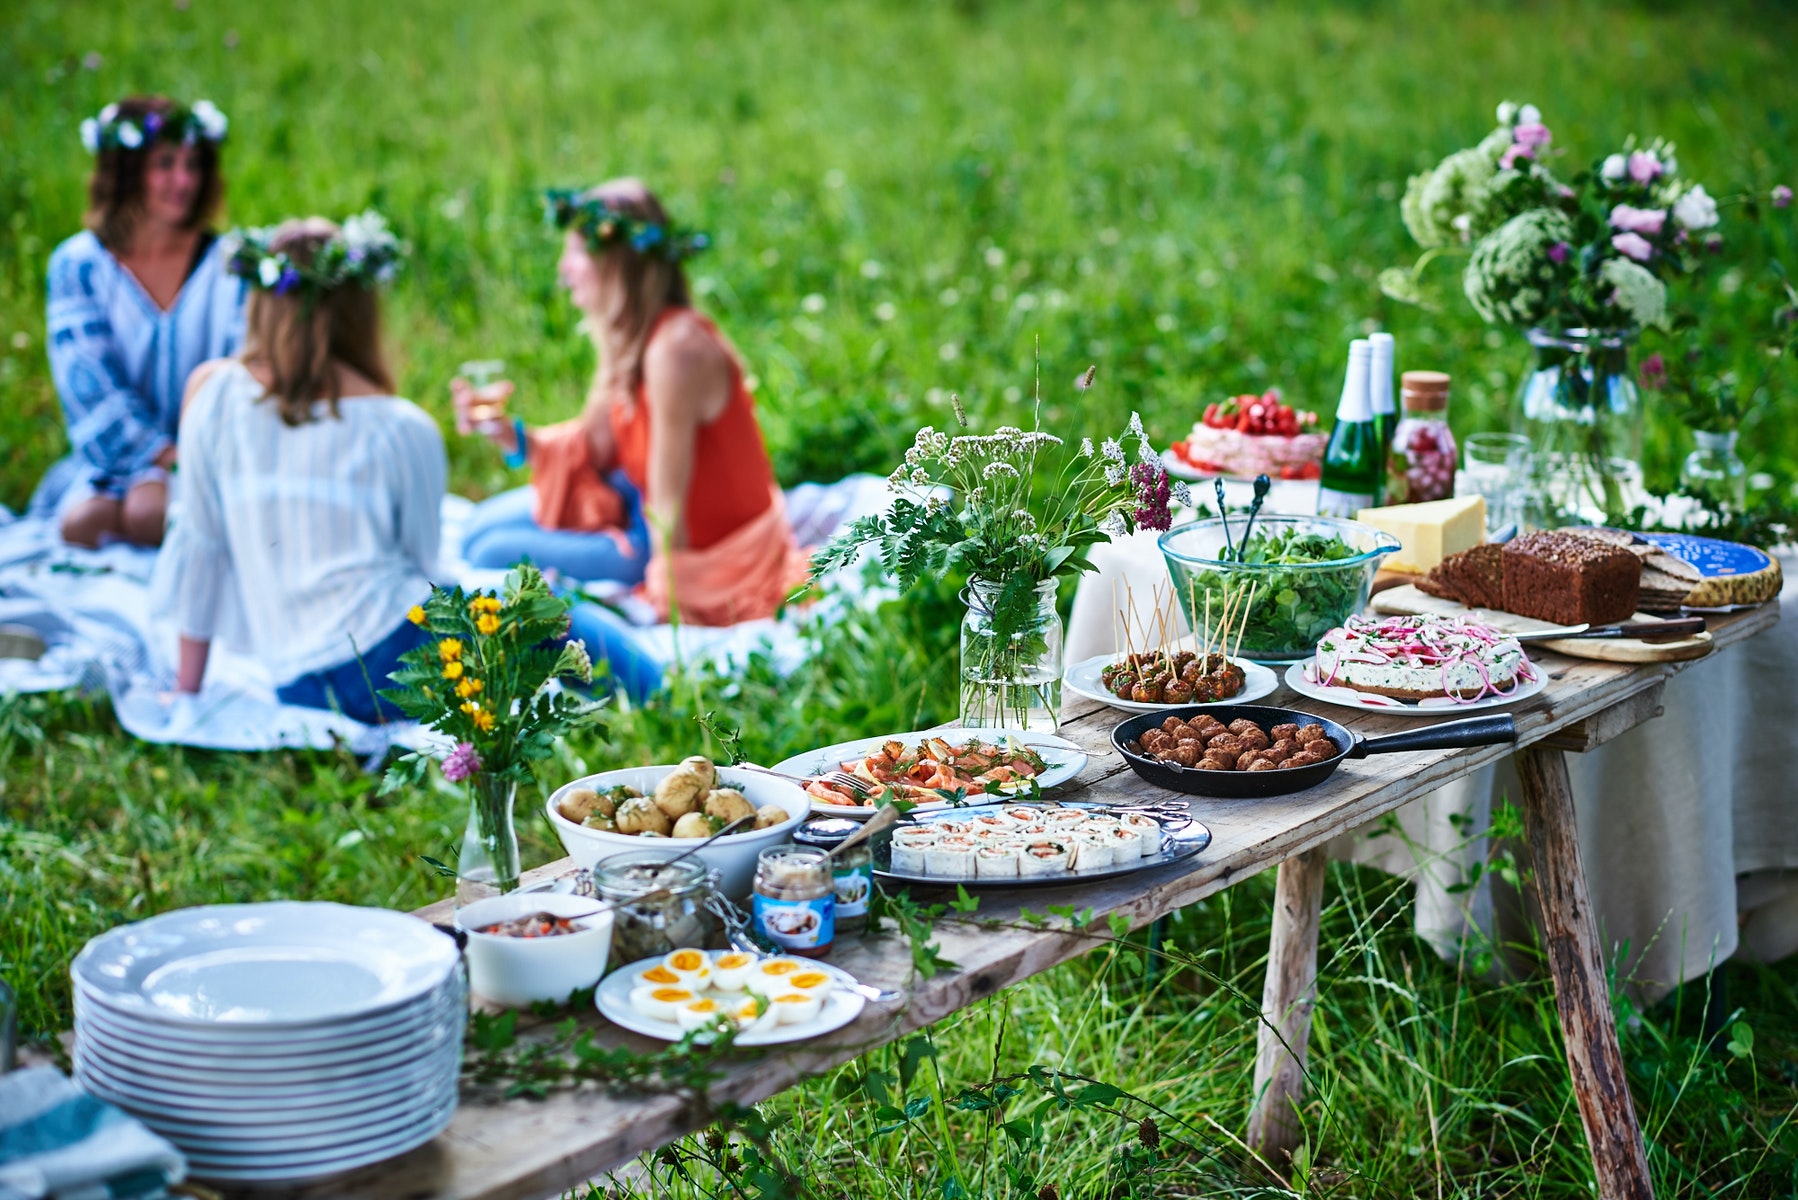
1516, 745, 1654, 1200
1247, 846, 1328, 1163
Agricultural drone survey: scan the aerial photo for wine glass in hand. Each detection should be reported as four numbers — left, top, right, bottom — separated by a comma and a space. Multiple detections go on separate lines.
452, 360, 516, 445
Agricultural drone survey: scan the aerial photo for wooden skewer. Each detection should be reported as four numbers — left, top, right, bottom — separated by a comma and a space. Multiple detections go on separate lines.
1111, 579, 1121, 657
1121, 577, 1139, 665
1232, 582, 1259, 663
1151, 583, 1172, 675
1214, 581, 1240, 664
1201, 589, 1213, 662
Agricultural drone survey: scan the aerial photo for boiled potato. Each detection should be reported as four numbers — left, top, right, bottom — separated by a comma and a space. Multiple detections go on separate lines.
679, 756, 717, 790
616, 794, 673, 836
753, 803, 790, 831
557, 788, 613, 824
581, 812, 618, 833
671, 812, 714, 839
703, 788, 755, 826
653, 766, 709, 819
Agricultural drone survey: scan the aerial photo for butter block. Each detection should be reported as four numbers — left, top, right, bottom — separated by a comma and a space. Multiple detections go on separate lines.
1356, 495, 1486, 575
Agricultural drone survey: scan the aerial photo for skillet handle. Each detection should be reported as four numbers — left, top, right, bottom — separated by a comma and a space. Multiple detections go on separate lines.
1347, 714, 1517, 759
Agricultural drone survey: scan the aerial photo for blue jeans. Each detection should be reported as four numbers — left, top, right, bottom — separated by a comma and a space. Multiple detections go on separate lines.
565, 601, 665, 702
461, 478, 650, 583
276, 619, 432, 725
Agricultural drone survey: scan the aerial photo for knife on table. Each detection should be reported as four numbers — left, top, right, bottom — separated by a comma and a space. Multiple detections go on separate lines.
1510, 617, 1707, 644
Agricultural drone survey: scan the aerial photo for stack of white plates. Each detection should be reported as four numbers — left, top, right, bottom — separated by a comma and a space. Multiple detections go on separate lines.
71, 901, 465, 1185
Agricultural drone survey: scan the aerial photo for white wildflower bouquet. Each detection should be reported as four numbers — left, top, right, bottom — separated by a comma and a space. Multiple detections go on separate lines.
1383, 101, 1723, 334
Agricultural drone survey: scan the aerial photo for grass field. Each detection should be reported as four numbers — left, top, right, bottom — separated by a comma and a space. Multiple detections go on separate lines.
4, 0, 1798, 1194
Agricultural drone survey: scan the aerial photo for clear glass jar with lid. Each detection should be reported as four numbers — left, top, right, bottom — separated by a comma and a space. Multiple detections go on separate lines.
592, 851, 719, 963
793, 818, 873, 936
752, 846, 835, 958
1386, 371, 1458, 503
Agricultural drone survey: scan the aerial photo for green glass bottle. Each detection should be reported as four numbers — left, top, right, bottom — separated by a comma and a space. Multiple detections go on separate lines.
1316, 338, 1381, 518
1369, 331, 1398, 482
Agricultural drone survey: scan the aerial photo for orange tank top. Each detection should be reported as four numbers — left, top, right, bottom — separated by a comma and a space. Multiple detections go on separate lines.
609, 309, 777, 552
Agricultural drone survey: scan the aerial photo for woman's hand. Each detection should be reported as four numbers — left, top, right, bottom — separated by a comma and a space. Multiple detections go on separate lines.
451, 377, 519, 454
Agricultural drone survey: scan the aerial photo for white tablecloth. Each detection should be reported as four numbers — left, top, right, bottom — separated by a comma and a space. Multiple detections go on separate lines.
1067, 501, 1798, 1002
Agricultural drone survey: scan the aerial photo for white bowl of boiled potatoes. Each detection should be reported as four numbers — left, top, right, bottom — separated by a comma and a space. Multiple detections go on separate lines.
544, 757, 810, 900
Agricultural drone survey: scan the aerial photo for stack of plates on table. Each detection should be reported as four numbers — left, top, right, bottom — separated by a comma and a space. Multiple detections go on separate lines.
71, 901, 465, 1186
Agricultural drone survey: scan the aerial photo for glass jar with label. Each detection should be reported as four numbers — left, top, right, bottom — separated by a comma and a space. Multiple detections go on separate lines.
1386, 371, 1457, 504
792, 818, 872, 936
592, 851, 718, 963
752, 846, 835, 958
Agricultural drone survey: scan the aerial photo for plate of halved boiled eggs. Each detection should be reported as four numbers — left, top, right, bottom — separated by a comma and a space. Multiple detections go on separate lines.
594, 947, 866, 1045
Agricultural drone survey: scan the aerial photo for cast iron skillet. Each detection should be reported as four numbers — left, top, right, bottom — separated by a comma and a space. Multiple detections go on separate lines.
1111, 704, 1517, 799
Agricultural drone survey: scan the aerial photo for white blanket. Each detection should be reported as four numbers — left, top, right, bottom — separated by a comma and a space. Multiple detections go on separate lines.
0, 476, 889, 754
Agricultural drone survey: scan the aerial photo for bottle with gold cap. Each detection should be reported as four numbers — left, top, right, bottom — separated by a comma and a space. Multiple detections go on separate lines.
1317, 339, 1381, 518
1386, 371, 1457, 503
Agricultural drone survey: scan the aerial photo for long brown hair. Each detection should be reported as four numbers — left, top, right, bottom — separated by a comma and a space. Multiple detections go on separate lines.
84, 96, 224, 250
578, 180, 693, 404
240, 218, 394, 426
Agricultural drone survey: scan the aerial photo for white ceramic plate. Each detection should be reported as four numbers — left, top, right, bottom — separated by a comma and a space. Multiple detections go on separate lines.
1282, 661, 1549, 716
72, 902, 459, 1028
595, 953, 866, 1045
72, 1059, 441, 1125
177, 1094, 454, 1184
144, 1080, 457, 1155
1062, 654, 1279, 713
84, 1071, 455, 1140
73, 1037, 459, 1104
72, 975, 464, 1062
76, 1012, 462, 1085
768, 728, 1088, 819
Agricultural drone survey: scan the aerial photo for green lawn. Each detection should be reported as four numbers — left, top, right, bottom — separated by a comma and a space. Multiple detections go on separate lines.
4, 0, 1798, 1194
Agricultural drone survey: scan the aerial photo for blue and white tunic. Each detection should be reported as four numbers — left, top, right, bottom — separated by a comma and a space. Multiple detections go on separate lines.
38, 230, 245, 508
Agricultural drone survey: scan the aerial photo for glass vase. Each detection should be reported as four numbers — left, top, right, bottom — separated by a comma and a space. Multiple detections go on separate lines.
960, 578, 1063, 732
1514, 328, 1647, 527
458, 772, 520, 907
1680, 429, 1747, 513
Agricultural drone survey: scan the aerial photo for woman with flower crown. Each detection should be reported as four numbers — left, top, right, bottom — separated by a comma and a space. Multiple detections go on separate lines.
152, 214, 445, 724
454, 179, 807, 690
41, 95, 243, 547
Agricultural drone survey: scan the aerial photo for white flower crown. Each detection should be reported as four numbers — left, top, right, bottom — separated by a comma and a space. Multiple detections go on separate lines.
224, 210, 406, 296
80, 99, 228, 154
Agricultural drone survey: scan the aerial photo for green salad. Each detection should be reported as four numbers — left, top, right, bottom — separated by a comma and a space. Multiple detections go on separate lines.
1166, 527, 1369, 662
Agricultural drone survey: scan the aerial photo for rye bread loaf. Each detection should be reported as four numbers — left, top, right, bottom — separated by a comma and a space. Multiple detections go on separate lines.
1500, 531, 1641, 625
1419, 543, 1506, 610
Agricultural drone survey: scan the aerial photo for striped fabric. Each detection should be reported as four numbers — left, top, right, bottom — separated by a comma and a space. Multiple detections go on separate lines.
0, 1067, 183, 1199
157, 361, 446, 685
44, 231, 245, 498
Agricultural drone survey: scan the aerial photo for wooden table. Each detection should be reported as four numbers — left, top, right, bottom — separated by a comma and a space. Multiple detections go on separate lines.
290, 604, 1776, 1200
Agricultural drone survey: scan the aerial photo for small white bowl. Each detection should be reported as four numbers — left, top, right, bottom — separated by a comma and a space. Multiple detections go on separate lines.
455, 893, 615, 1009
544, 766, 810, 900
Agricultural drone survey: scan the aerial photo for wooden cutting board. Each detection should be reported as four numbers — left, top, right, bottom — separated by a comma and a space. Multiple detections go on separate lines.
1371, 584, 1714, 663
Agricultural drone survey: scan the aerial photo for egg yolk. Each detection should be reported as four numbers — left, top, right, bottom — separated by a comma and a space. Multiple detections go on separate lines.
715, 953, 753, 970
761, 960, 800, 977
668, 949, 706, 972
641, 966, 680, 984
687, 999, 719, 1013
652, 988, 693, 1003
789, 973, 830, 990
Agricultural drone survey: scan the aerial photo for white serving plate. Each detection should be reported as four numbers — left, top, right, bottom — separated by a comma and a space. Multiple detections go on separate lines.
178, 1095, 455, 1184
767, 727, 1088, 820
73, 1059, 439, 1125
595, 953, 865, 1046
1282, 660, 1549, 716
1062, 653, 1279, 713
73, 1037, 459, 1104
544, 765, 810, 900
76, 1011, 461, 1085
72, 901, 459, 1029
72, 975, 464, 1062
84, 1072, 455, 1141
121, 1075, 456, 1152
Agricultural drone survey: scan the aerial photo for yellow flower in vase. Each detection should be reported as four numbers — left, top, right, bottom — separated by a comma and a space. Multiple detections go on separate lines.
471, 708, 496, 732
469, 596, 502, 616
475, 613, 501, 636
438, 638, 463, 662
442, 660, 465, 681
407, 605, 427, 626
455, 677, 483, 699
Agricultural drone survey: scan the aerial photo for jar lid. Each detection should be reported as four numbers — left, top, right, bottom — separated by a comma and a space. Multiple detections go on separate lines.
592, 850, 709, 897
1400, 370, 1451, 411
793, 818, 863, 847
758, 844, 829, 864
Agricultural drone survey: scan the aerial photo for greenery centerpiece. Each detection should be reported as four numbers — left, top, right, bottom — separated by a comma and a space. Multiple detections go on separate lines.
811, 380, 1185, 731
1384, 101, 1724, 523
381, 565, 605, 903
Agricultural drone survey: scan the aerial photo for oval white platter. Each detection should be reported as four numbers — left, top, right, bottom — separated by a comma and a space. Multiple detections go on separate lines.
1063, 654, 1279, 713
595, 953, 866, 1046
766, 727, 1088, 820
1282, 660, 1548, 716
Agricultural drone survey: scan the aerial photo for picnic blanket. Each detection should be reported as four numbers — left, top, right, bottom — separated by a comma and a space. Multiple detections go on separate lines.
0, 476, 889, 754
